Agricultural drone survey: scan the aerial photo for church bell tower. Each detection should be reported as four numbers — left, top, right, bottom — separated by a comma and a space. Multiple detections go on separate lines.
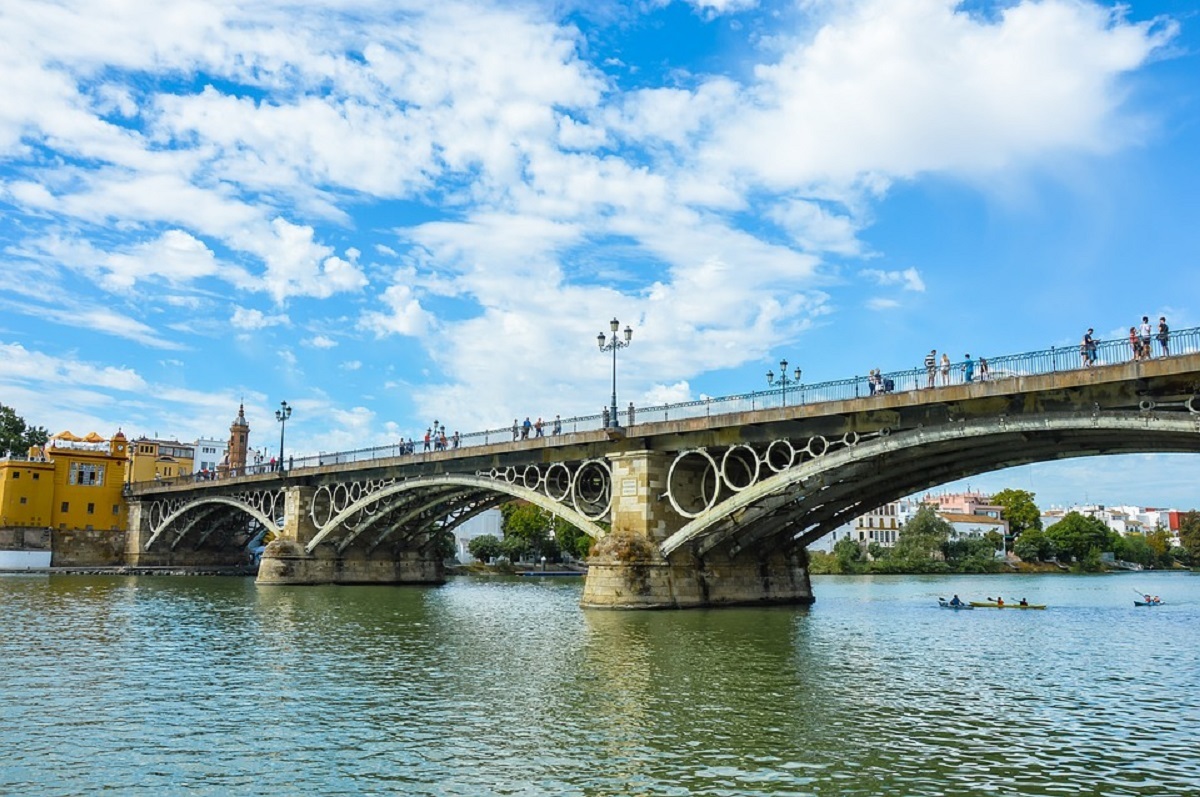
227, 403, 249, 476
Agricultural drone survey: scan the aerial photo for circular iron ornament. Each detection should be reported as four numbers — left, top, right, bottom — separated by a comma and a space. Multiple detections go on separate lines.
805, 435, 828, 458
841, 431, 860, 447
521, 465, 543, 490
310, 485, 336, 528
571, 459, 612, 521
720, 445, 760, 492
1188, 395, 1200, 415
666, 448, 721, 519
544, 462, 573, 502
879, 427, 891, 437
765, 439, 796, 473
333, 483, 351, 513
1139, 399, 1156, 412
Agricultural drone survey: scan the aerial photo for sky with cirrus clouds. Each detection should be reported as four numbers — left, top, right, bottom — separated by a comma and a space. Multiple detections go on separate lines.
2, 0, 1199, 510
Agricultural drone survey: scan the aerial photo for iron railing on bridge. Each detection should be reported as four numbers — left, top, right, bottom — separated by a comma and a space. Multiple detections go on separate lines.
135, 325, 1200, 487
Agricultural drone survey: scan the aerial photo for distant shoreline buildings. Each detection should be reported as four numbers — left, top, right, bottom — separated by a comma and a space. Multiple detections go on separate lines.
811, 490, 1183, 554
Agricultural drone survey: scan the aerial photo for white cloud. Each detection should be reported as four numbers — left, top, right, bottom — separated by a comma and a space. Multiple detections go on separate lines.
254, 219, 369, 302
642, 381, 693, 406
0, 341, 148, 392
305, 335, 338, 349
683, 0, 758, 14
861, 267, 926, 292
866, 297, 900, 310
0, 297, 184, 350
230, 306, 290, 330
341, 360, 362, 371
358, 282, 433, 338
699, 0, 1174, 186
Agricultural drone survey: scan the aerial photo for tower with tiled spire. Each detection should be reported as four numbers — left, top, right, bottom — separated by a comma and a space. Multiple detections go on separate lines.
227, 403, 249, 476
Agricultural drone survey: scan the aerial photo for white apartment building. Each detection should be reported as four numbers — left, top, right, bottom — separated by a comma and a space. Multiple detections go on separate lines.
193, 438, 227, 475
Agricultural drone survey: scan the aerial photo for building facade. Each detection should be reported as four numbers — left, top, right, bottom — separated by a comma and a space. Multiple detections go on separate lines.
193, 438, 227, 477
126, 437, 195, 484
0, 431, 128, 532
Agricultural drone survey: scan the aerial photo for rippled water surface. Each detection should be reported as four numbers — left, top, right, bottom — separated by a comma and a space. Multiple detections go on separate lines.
2, 571, 1197, 796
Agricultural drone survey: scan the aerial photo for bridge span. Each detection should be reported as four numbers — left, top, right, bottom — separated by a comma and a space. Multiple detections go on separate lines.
128, 351, 1200, 608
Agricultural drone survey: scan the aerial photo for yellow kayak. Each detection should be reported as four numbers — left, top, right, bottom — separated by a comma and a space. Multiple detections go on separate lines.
969, 601, 1045, 610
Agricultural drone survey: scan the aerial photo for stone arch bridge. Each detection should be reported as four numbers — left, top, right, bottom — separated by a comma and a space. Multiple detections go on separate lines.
127, 355, 1200, 608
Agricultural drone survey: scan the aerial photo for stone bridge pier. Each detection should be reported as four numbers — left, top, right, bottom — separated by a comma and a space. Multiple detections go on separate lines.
256, 485, 443, 586
581, 450, 813, 609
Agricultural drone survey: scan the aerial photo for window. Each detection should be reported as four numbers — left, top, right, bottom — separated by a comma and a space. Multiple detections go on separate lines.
19, 497, 27, 505
69, 463, 105, 486
32, 473, 39, 480
11, 472, 18, 479
112, 505, 120, 515
87, 503, 95, 514
61, 502, 69, 513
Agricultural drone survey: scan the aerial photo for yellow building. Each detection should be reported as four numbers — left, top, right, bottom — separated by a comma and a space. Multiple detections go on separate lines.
0, 431, 128, 531
126, 436, 195, 484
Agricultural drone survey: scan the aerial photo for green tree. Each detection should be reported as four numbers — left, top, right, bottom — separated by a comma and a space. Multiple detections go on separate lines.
501, 502, 555, 558
435, 529, 458, 561
468, 534, 503, 562
1177, 511, 1200, 563
1045, 512, 1111, 563
991, 489, 1042, 539
833, 536, 864, 573
1145, 527, 1174, 568
1111, 533, 1154, 568
0, 404, 50, 457
894, 506, 951, 559
553, 518, 593, 561
1013, 526, 1054, 562
500, 534, 529, 562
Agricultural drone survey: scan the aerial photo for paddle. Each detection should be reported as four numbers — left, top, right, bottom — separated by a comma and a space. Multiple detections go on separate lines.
1131, 588, 1158, 603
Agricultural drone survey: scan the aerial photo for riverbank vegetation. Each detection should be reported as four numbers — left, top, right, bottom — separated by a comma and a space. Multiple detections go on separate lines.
465, 501, 593, 565
810, 497, 1199, 576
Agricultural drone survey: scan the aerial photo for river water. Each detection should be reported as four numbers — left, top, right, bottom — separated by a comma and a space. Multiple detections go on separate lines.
1, 571, 1197, 796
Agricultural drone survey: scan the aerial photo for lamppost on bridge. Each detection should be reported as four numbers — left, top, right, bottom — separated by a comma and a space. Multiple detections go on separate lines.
275, 400, 292, 472
767, 359, 801, 406
597, 317, 633, 429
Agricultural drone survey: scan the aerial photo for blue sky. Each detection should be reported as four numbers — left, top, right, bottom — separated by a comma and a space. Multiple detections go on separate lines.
2, 0, 1198, 510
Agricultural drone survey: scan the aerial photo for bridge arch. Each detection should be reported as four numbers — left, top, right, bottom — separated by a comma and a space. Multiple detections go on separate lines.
660, 411, 1200, 558
302, 474, 609, 555
143, 495, 281, 551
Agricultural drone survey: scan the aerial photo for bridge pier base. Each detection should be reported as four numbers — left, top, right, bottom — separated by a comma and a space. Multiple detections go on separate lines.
582, 540, 813, 609
581, 449, 814, 609
255, 540, 443, 585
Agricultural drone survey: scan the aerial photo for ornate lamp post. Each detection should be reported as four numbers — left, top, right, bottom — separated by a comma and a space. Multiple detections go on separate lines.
597, 317, 633, 428
767, 359, 801, 406
275, 400, 292, 471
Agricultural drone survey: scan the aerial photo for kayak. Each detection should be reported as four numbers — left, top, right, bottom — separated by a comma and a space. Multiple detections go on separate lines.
969, 601, 1046, 610
1134, 600, 1164, 607
938, 600, 974, 610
